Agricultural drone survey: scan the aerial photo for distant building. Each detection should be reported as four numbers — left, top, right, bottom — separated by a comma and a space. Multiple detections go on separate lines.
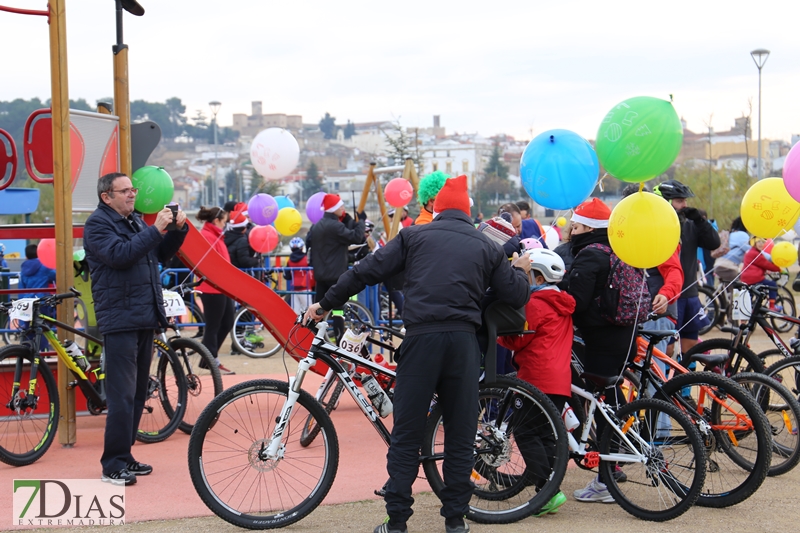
232, 101, 302, 137
677, 116, 771, 177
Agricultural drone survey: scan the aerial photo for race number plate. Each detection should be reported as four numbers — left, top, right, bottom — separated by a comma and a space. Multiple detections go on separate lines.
339, 328, 368, 355
162, 290, 187, 317
731, 289, 752, 320
8, 298, 37, 322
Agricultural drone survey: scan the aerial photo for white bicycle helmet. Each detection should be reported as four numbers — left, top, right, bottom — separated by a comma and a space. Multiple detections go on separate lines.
527, 248, 566, 283
289, 237, 304, 250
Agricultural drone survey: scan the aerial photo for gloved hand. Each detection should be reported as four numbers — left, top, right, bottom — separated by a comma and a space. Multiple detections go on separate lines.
357, 210, 367, 222
681, 207, 702, 221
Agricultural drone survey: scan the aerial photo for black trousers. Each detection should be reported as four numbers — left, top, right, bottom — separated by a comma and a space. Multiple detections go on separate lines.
514, 394, 568, 489
101, 329, 154, 475
200, 293, 235, 358
385, 331, 480, 526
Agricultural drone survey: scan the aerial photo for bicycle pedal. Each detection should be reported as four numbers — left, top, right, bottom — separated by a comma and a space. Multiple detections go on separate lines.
582, 451, 600, 469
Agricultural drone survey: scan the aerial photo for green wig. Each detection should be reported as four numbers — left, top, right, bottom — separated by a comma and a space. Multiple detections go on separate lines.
418, 171, 449, 206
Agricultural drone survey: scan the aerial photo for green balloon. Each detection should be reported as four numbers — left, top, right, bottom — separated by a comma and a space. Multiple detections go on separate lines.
595, 96, 683, 183
132, 166, 175, 214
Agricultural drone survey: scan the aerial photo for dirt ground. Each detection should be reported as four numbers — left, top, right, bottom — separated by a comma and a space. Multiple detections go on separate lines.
23, 328, 800, 533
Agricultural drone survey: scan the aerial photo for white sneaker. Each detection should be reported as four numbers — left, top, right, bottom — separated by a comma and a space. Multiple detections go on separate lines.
573, 477, 614, 503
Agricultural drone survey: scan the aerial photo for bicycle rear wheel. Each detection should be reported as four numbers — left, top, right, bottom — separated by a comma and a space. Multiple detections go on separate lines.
659, 371, 772, 508
169, 337, 223, 434
0, 345, 59, 466
188, 379, 339, 529
599, 398, 706, 522
135, 340, 187, 443
230, 307, 281, 358
770, 286, 796, 333
731, 372, 800, 476
421, 375, 568, 524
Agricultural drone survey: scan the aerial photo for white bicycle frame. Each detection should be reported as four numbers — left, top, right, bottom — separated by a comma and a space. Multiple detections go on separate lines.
567, 383, 651, 465
265, 322, 396, 459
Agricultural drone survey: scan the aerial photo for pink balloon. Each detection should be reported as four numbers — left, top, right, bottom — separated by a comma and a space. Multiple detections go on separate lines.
385, 178, 414, 208
783, 142, 800, 202
248, 193, 279, 226
305, 191, 326, 224
249, 225, 279, 253
38, 239, 56, 269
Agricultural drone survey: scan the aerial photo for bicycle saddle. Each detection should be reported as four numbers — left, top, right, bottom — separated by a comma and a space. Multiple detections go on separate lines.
580, 372, 623, 390
689, 353, 729, 368
639, 329, 678, 341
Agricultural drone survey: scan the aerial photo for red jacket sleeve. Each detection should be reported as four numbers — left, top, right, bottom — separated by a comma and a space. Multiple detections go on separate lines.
656, 249, 684, 301
758, 251, 781, 272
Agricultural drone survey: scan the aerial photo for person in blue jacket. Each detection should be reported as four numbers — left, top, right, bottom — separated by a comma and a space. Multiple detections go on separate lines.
18, 244, 57, 349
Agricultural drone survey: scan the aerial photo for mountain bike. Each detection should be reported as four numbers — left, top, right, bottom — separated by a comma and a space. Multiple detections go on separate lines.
0, 289, 188, 467
188, 316, 568, 529
624, 325, 774, 507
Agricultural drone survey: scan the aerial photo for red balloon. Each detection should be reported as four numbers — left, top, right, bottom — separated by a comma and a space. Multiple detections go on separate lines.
249, 225, 279, 253
384, 178, 414, 208
38, 239, 56, 269
764, 238, 774, 254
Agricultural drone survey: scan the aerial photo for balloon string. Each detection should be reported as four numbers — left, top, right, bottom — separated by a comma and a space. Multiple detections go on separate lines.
638, 182, 644, 193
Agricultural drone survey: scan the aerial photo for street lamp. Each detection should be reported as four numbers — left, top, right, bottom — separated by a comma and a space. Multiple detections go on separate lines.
750, 48, 770, 179
209, 100, 221, 204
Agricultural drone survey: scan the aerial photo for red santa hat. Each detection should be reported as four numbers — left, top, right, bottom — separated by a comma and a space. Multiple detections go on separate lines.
229, 202, 249, 228
432, 175, 470, 216
571, 198, 611, 228
322, 193, 344, 213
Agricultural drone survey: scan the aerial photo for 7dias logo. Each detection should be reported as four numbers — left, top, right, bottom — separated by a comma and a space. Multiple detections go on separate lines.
13, 479, 125, 526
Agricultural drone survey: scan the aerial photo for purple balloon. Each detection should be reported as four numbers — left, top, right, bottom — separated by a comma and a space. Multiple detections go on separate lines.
248, 193, 279, 225
305, 191, 326, 224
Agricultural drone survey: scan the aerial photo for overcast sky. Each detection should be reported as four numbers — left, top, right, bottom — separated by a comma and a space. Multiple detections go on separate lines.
2, 0, 798, 143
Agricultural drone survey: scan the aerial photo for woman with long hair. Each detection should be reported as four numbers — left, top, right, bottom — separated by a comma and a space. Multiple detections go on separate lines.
196, 206, 236, 375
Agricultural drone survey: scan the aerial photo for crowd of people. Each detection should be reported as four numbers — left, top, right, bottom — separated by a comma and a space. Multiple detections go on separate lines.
68, 169, 794, 531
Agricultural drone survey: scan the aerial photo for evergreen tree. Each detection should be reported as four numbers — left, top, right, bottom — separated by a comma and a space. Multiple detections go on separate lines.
484, 143, 509, 179
319, 112, 337, 139
302, 160, 324, 196
344, 120, 356, 140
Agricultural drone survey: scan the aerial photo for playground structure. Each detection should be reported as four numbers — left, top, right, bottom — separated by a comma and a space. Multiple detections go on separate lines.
0, 0, 420, 447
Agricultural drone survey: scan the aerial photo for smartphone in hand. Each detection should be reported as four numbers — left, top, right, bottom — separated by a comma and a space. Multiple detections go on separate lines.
166, 203, 179, 231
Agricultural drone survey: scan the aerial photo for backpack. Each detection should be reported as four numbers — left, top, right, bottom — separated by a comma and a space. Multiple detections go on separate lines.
710, 230, 730, 259
583, 243, 651, 326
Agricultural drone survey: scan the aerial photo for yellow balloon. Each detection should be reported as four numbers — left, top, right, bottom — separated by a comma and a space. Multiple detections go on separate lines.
608, 192, 680, 269
740, 178, 800, 239
771, 241, 798, 268
274, 207, 302, 236
556, 216, 567, 228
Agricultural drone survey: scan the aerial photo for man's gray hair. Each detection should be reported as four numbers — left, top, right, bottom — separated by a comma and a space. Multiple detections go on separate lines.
97, 172, 129, 201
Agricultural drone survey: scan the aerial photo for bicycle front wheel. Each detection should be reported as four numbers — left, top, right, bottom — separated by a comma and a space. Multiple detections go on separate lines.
659, 371, 772, 508
697, 285, 720, 336
230, 307, 281, 358
0, 345, 59, 466
599, 398, 706, 522
169, 337, 223, 434
188, 379, 339, 529
421, 375, 568, 524
731, 372, 800, 476
135, 340, 187, 443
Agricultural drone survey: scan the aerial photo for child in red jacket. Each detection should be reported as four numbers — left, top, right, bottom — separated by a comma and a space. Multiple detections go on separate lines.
740, 237, 780, 309
498, 248, 576, 516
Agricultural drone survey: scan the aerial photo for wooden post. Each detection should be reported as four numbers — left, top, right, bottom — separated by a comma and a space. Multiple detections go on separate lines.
402, 158, 419, 192
388, 208, 403, 241
49, 0, 77, 446
113, 45, 131, 176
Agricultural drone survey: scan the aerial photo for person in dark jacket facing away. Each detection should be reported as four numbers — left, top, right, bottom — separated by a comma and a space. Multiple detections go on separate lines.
224, 203, 260, 270
18, 244, 57, 349
83, 172, 188, 486
567, 198, 633, 504
304, 175, 531, 533
654, 180, 720, 355
308, 193, 365, 340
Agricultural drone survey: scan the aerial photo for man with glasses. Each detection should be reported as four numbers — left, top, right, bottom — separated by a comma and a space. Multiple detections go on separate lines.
84, 172, 188, 486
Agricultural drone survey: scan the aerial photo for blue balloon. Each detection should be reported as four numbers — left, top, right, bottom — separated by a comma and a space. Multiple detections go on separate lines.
520, 129, 599, 210
274, 196, 295, 211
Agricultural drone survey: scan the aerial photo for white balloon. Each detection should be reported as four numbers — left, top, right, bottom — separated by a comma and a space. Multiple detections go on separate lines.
250, 128, 300, 181
545, 226, 560, 249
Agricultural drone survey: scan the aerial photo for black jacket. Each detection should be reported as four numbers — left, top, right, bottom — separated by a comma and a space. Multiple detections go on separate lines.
84, 203, 188, 335
568, 229, 616, 329
308, 212, 365, 282
678, 213, 721, 298
224, 228, 259, 269
319, 210, 530, 336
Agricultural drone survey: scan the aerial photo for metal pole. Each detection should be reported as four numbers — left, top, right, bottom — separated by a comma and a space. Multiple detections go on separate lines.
213, 118, 219, 203
757, 67, 762, 180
